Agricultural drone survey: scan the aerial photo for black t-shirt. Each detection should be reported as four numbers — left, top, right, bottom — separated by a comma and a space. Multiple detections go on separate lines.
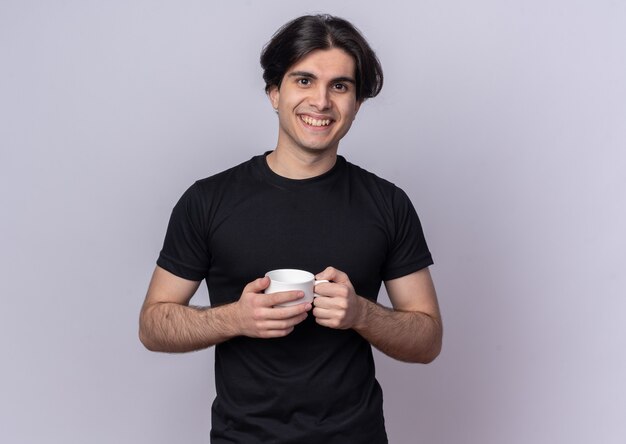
157, 153, 433, 443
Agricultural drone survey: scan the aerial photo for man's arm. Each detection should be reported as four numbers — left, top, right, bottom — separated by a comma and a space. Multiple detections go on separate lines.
139, 266, 313, 353
313, 267, 442, 363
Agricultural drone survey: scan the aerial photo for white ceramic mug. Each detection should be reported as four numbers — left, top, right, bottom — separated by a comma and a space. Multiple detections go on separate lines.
264, 269, 329, 307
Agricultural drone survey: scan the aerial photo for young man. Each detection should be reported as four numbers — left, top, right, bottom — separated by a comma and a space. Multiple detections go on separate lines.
140, 14, 442, 443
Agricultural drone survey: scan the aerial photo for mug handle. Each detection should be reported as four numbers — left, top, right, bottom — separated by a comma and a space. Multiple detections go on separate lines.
313, 279, 330, 298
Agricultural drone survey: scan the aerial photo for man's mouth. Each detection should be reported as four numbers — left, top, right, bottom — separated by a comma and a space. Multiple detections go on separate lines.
300, 115, 332, 127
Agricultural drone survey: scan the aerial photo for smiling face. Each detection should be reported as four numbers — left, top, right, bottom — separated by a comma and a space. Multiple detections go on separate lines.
268, 48, 361, 156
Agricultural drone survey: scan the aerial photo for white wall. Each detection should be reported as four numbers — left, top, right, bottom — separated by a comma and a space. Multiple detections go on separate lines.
1, 1, 624, 443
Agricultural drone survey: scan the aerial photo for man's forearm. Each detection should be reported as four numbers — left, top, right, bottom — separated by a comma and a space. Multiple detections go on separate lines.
139, 302, 237, 353
354, 298, 442, 363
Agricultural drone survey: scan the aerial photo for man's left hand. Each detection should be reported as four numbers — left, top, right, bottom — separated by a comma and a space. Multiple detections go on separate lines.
312, 266, 366, 330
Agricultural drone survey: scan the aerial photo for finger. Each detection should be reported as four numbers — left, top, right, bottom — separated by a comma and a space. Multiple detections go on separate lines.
255, 313, 310, 338
261, 328, 294, 338
263, 302, 312, 320
314, 316, 342, 330
312, 308, 339, 329
312, 306, 332, 319
314, 281, 332, 297
312, 303, 345, 317
260, 312, 310, 330
312, 294, 333, 309
314, 283, 350, 302
315, 266, 349, 284
265, 290, 307, 307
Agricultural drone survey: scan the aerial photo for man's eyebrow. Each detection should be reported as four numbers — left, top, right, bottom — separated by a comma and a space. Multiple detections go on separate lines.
332, 76, 356, 84
287, 71, 356, 84
287, 71, 317, 79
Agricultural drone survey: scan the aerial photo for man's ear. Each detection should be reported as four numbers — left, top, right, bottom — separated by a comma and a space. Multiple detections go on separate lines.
268, 85, 280, 110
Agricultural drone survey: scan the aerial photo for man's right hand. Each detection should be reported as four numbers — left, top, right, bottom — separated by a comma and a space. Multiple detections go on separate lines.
139, 267, 312, 353
233, 276, 312, 339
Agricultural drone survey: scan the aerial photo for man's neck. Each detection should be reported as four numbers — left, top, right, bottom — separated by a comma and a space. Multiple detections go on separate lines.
266, 147, 338, 179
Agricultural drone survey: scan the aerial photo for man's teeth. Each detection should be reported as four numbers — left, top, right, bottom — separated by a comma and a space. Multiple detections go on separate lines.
301, 116, 331, 127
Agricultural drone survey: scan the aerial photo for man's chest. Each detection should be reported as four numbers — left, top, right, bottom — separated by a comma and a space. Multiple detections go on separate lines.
206, 187, 392, 303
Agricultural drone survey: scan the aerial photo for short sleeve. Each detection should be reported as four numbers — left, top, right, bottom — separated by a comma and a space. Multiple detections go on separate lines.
381, 187, 433, 281
156, 183, 210, 281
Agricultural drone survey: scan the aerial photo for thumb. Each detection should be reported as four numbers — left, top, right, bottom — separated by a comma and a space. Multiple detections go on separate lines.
243, 276, 270, 294
316, 266, 338, 282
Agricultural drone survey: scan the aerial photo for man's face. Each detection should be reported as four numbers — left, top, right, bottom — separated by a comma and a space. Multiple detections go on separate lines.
268, 48, 361, 155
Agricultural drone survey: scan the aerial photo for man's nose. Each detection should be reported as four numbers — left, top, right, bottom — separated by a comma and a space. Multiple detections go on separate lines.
309, 86, 331, 110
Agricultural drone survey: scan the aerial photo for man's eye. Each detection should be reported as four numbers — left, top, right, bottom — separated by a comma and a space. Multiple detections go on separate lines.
334, 83, 347, 91
298, 78, 311, 86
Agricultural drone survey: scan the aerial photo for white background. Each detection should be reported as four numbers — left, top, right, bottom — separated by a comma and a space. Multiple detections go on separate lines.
1, 1, 625, 443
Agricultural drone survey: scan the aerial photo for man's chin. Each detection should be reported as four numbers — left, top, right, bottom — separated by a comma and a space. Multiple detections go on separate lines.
300, 145, 338, 155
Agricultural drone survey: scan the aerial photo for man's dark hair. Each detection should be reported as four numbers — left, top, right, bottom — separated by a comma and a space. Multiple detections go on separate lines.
260, 14, 383, 102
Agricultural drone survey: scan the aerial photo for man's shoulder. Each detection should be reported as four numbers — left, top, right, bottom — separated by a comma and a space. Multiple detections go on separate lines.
176, 155, 263, 208
195, 155, 262, 187
343, 158, 399, 192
